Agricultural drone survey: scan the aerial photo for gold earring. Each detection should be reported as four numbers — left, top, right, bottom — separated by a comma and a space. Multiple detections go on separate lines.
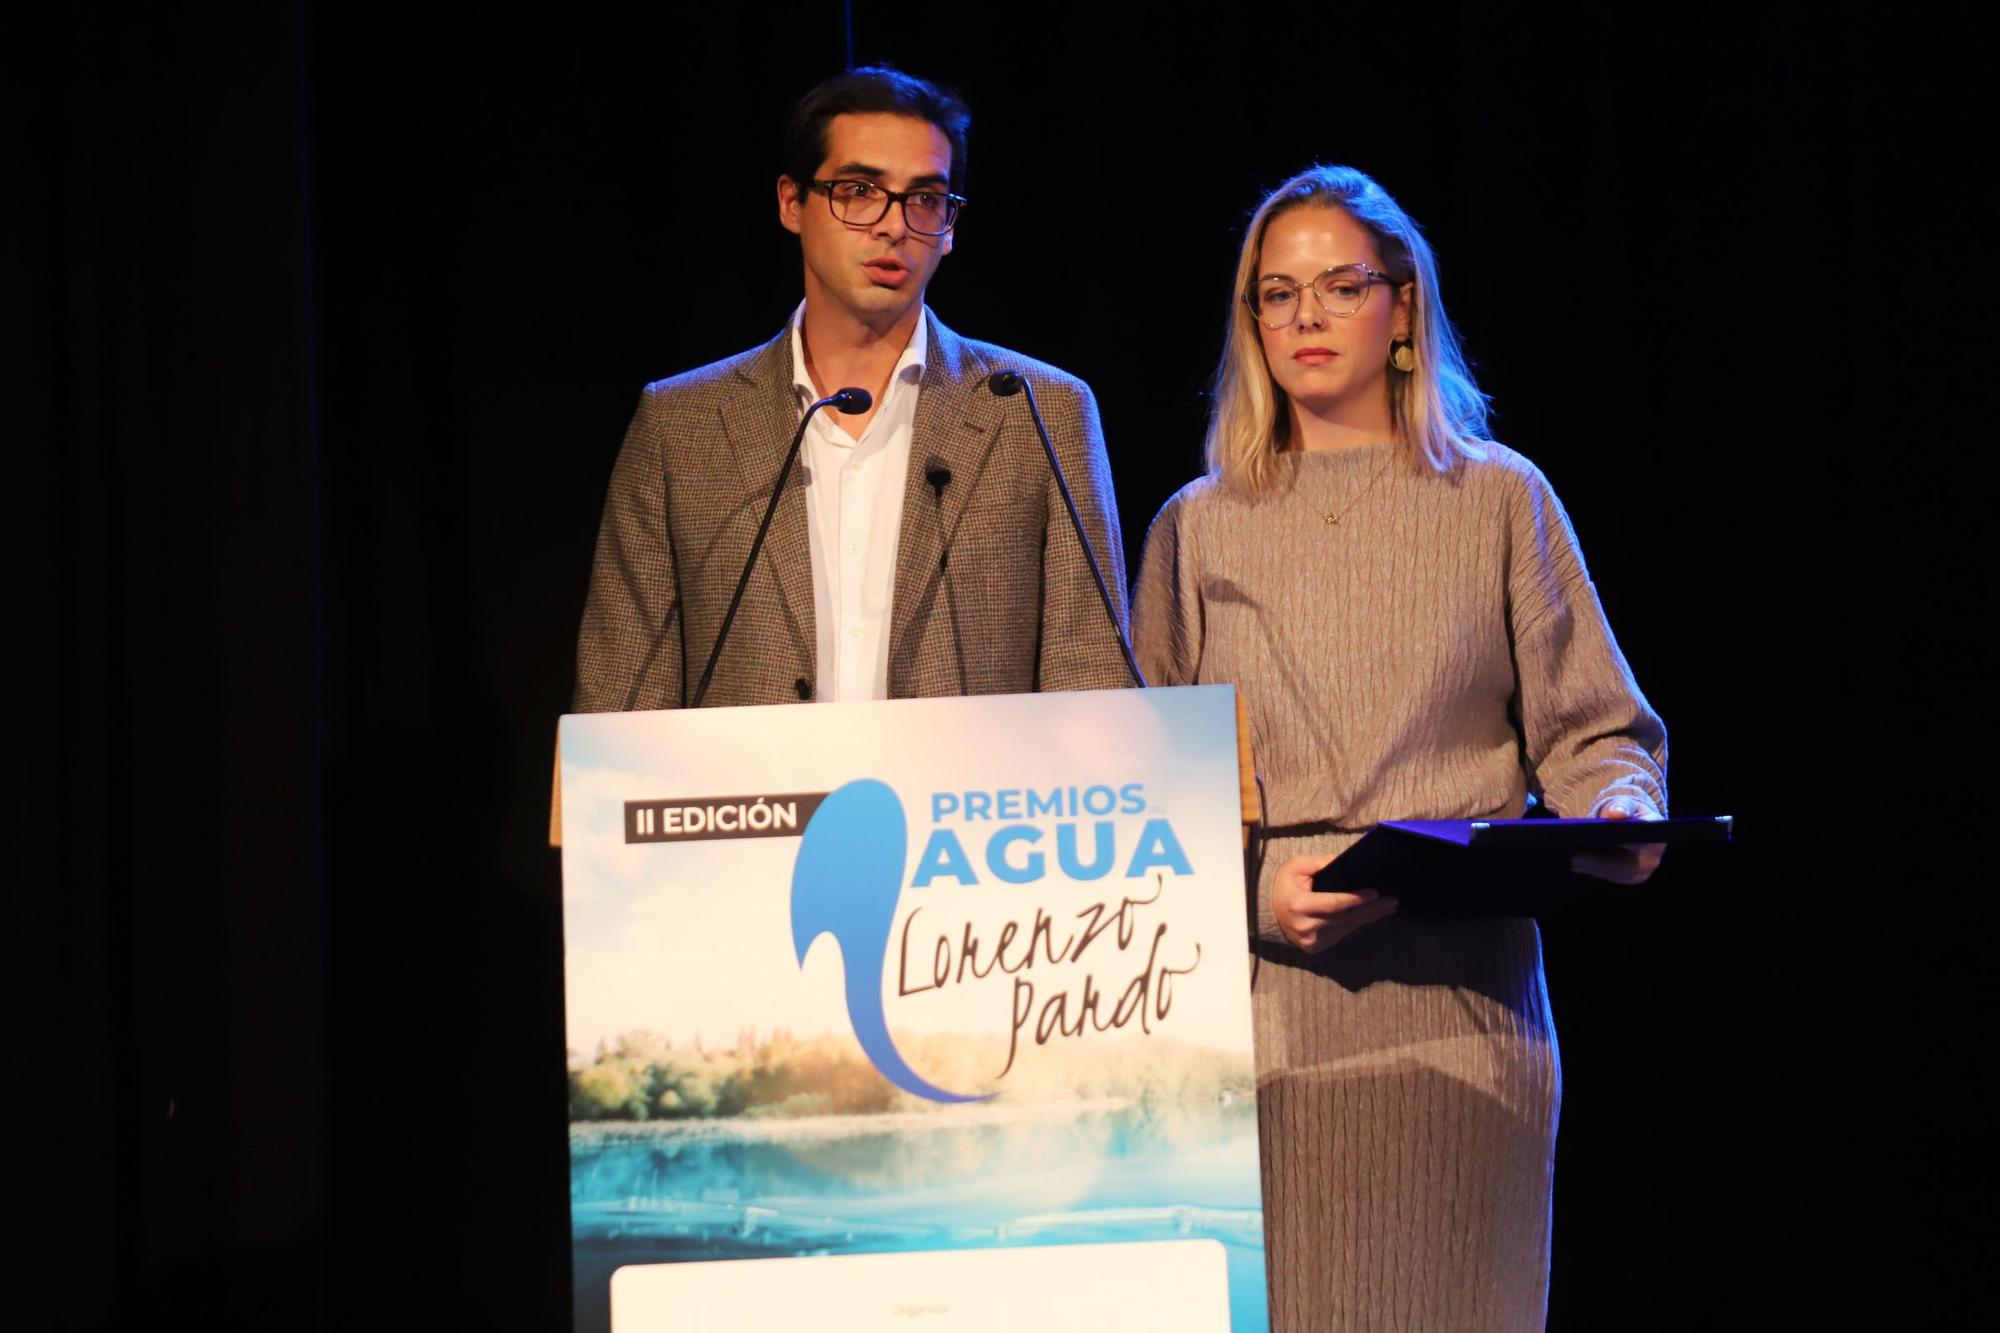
1390, 341, 1416, 372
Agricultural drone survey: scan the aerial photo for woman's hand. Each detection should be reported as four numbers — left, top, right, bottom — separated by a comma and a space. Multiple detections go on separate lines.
1570, 796, 1666, 884
1272, 852, 1398, 954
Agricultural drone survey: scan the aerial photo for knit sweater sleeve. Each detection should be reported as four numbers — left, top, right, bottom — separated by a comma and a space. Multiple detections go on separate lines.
1134, 486, 1291, 944
1133, 492, 1274, 942
1131, 489, 1203, 689
1505, 463, 1668, 818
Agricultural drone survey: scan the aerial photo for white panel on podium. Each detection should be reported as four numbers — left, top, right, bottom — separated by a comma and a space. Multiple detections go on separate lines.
611, 1240, 1230, 1332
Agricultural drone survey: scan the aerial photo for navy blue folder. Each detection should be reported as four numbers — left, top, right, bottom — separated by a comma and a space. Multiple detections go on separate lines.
1308, 815, 1733, 915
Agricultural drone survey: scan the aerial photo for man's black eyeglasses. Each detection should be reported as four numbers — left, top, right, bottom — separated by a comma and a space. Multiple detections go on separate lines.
811, 179, 966, 236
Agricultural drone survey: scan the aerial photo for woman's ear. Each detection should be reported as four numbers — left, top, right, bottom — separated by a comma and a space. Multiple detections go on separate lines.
1393, 282, 1414, 341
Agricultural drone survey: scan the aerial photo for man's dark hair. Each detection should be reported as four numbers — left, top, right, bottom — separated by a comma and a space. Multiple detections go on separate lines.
780, 65, 972, 194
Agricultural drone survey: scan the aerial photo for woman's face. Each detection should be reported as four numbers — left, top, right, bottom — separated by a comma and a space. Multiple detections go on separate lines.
1253, 206, 1412, 437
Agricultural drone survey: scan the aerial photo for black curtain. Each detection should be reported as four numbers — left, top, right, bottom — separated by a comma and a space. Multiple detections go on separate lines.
17, 1, 1967, 1328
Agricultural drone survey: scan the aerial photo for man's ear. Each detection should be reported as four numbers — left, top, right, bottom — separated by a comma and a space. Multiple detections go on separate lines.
777, 175, 804, 235
938, 226, 953, 259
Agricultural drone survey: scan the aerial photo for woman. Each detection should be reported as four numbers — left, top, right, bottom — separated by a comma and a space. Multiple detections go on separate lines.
1132, 165, 1667, 1329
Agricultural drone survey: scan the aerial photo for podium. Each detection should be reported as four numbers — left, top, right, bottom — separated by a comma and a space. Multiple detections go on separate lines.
554, 686, 1269, 1332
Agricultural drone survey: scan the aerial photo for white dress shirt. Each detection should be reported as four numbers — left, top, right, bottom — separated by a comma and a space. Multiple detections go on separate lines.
790, 306, 927, 703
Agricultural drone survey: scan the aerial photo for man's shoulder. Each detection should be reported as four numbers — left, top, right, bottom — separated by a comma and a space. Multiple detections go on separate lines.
937, 321, 1095, 404
638, 331, 787, 403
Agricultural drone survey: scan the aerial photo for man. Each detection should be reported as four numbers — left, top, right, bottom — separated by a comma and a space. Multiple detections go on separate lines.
573, 66, 1132, 712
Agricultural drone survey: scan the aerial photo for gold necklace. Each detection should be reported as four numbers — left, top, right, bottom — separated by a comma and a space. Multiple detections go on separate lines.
1321, 455, 1391, 526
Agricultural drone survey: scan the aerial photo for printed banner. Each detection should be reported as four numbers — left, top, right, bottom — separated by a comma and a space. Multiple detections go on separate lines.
559, 686, 1265, 1331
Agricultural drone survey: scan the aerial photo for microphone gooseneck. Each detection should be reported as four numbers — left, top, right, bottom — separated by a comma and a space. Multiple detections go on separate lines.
689, 387, 869, 709
985, 370, 1148, 689
619, 593, 686, 712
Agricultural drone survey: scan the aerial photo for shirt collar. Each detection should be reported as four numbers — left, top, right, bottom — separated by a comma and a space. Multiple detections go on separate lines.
789, 302, 929, 406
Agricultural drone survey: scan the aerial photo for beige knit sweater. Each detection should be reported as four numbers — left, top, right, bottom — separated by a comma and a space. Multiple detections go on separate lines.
1133, 441, 1666, 1332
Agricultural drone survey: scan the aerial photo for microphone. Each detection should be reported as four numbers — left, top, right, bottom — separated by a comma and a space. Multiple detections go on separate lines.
924, 461, 952, 501
689, 387, 870, 709
985, 370, 1147, 689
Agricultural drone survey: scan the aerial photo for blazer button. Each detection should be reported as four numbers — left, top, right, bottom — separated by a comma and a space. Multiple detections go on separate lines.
794, 677, 812, 701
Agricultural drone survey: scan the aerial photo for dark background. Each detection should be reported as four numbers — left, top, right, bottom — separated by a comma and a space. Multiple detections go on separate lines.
15, 1, 1972, 1328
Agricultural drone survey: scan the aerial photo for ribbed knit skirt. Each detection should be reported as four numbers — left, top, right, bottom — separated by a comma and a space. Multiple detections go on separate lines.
1252, 915, 1560, 1332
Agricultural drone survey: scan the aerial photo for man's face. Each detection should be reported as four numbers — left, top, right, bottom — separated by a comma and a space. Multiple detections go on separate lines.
778, 113, 955, 333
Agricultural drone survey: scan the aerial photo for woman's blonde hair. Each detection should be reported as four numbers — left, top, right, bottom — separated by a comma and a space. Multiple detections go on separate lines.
1205, 164, 1490, 493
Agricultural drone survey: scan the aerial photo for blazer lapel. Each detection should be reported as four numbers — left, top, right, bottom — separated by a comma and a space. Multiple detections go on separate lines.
720, 328, 816, 662
889, 313, 1007, 675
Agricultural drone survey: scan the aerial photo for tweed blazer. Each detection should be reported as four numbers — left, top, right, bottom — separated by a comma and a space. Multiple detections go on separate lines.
573, 311, 1133, 711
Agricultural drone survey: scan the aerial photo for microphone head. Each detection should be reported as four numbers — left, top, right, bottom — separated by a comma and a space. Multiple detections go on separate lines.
830, 387, 873, 415
987, 370, 1025, 398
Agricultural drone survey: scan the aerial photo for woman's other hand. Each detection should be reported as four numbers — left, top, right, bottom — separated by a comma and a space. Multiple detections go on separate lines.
1570, 796, 1665, 884
1273, 852, 1398, 954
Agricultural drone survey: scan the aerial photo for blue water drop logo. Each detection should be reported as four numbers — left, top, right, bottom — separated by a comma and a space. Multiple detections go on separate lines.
790, 779, 990, 1104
